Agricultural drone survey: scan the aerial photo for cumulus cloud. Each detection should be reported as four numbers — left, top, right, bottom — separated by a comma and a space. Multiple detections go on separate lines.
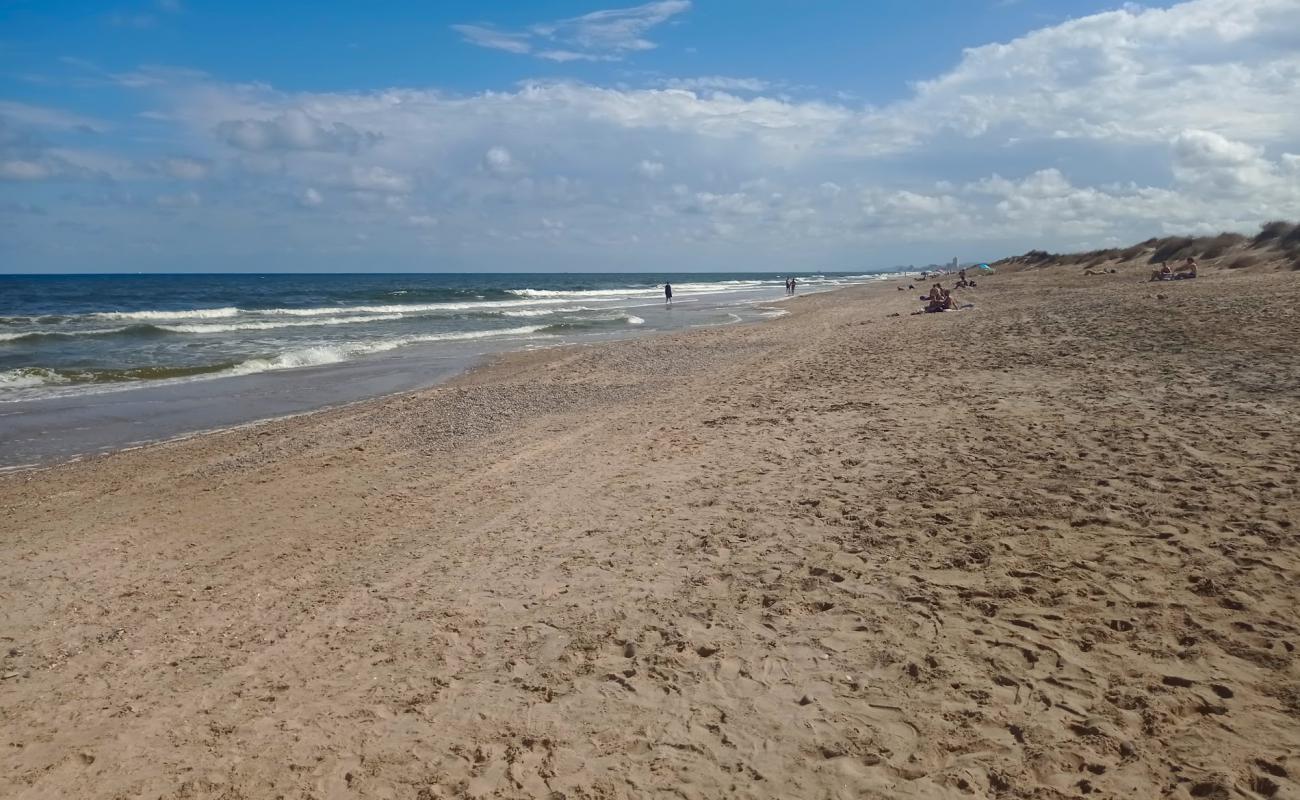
454, 0, 690, 62
1170, 129, 1278, 192
214, 109, 380, 154
481, 146, 517, 176
7, 0, 1300, 269
883, 0, 1300, 149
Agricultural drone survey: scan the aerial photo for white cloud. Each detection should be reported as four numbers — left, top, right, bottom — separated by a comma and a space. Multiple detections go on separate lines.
1170, 129, 1278, 192
343, 165, 411, 194
298, 187, 323, 208
482, 146, 517, 176
880, 0, 1300, 150
636, 159, 664, 178
8, 0, 1300, 269
658, 76, 770, 93
215, 109, 380, 154
454, 1, 690, 62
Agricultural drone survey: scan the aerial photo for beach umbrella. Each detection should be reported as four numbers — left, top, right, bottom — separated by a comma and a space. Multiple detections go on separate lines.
977, 264, 993, 271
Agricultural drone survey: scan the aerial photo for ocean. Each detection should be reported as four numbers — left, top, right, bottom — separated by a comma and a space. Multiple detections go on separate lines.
0, 272, 893, 466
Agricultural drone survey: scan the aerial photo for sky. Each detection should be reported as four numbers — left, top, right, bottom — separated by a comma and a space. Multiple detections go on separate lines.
1, 0, 1298, 273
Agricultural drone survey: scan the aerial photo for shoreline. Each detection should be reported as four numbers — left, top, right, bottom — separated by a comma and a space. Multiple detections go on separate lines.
14, 283, 841, 479
2, 268, 1298, 798
0, 281, 849, 472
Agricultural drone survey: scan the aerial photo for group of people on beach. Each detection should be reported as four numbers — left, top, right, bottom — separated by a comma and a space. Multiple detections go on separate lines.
1149, 257, 1198, 282
784, 277, 798, 295
914, 269, 975, 313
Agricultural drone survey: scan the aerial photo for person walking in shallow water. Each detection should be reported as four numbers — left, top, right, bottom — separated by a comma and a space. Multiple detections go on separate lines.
664, 282, 673, 306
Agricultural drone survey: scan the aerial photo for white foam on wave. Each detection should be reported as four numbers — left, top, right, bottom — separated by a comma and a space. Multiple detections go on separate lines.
255, 299, 603, 317
78, 298, 591, 324
0, 367, 71, 389
509, 281, 773, 299
1, 325, 553, 402
158, 314, 405, 334
92, 306, 240, 321
626, 316, 645, 325
223, 325, 548, 377
0, 326, 179, 342
499, 305, 591, 317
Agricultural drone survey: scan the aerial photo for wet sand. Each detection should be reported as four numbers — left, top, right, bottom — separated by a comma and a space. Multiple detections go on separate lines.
1, 268, 1298, 799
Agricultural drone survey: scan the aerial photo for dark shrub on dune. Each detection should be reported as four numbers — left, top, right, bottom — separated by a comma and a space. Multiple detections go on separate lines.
1120, 243, 1148, 260
1281, 225, 1300, 253
1149, 237, 1196, 263
993, 221, 1297, 273
1200, 232, 1247, 259
1253, 220, 1295, 247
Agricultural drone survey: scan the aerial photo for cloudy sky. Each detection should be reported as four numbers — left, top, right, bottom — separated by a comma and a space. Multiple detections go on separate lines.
2, 0, 1298, 273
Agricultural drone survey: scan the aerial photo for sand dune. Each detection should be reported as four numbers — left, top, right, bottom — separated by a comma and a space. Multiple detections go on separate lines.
1, 268, 1297, 798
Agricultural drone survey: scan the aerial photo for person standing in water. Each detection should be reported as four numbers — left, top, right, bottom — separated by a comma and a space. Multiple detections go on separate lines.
664, 282, 673, 306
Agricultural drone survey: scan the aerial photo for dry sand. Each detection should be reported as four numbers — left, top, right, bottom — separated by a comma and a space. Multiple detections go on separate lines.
1, 267, 1298, 799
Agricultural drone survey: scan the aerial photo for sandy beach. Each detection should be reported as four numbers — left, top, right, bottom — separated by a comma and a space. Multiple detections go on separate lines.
2, 267, 1298, 799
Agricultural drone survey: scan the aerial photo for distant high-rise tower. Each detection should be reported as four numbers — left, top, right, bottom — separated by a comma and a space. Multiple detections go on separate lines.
951, 257, 959, 269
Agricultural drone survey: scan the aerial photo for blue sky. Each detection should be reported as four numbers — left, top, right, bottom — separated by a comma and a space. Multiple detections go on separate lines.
2, 0, 1298, 272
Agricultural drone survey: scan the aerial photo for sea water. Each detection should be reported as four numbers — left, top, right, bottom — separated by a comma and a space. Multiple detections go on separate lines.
0, 272, 894, 466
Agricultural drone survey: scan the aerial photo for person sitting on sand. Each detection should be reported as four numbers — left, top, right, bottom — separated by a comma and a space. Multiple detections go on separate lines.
921, 284, 951, 313
1173, 257, 1198, 279
1149, 262, 1173, 282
